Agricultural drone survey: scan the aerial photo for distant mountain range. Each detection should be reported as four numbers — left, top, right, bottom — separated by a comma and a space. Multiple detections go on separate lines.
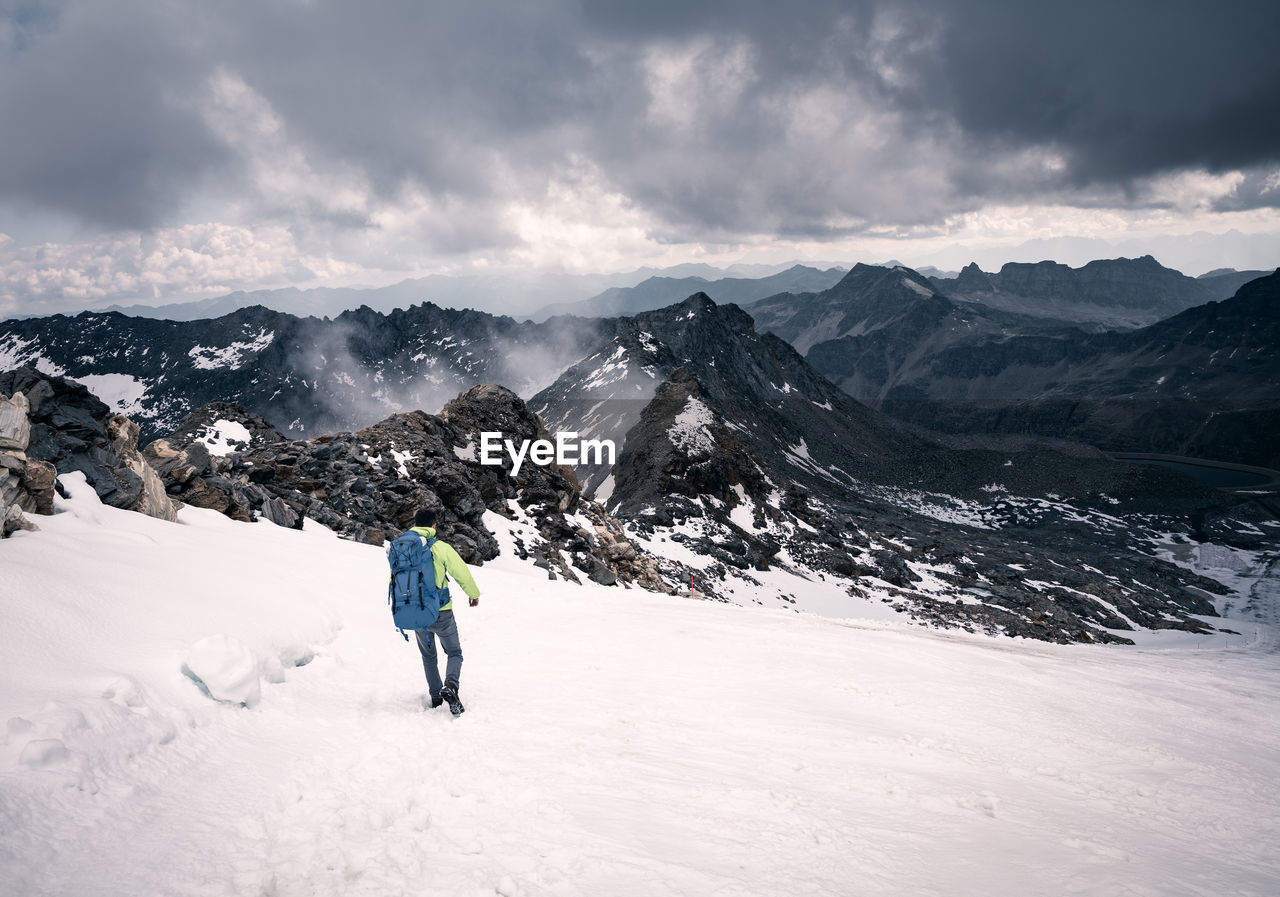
39, 261, 831, 322
529, 264, 848, 321
928, 256, 1266, 329
3, 253, 1275, 470
749, 262, 1280, 467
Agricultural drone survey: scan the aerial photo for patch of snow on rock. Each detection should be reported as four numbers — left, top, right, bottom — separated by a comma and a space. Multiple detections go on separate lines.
199, 419, 253, 457
668, 396, 717, 454
902, 276, 933, 297
187, 330, 275, 371
72, 373, 149, 417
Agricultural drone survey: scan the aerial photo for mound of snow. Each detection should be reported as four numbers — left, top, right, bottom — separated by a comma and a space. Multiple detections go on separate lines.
183, 635, 260, 707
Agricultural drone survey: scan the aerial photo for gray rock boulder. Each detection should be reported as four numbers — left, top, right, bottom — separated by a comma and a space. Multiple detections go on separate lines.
0, 392, 31, 451
0, 368, 176, 523
1, 391, 55, 535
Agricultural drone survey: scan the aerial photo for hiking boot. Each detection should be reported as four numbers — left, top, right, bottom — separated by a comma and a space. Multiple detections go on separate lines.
427, 694, 444, 709
440, 682, 465, 717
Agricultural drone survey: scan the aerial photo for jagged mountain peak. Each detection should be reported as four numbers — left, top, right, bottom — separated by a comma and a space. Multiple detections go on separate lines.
532, 291, 855, 495
748, 261, 960, 357
954, 262, 996, 292
836, 262, 939, 292
629, 290, 755, 335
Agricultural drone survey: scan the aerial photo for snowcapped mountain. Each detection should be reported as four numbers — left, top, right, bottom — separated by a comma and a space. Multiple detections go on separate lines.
0, 303, 606, 442
5, 285, 1277, 645
530, 292, 1276, 643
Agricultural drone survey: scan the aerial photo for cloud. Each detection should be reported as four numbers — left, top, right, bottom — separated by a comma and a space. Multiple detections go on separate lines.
0, 223, 356, 314
907, 0, 1280, 186
0, 2, 229, 229
0, 0, 1277, 313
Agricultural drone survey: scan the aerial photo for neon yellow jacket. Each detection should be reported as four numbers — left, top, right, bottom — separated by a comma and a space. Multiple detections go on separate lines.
410, 526, 480, 610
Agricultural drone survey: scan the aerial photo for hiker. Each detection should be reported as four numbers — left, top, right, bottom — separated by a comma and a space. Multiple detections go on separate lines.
402, 508, 481, 715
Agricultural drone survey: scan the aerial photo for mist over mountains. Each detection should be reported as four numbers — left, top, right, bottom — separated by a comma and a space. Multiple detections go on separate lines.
0, 303, 608, 442
528, 264, 848, 321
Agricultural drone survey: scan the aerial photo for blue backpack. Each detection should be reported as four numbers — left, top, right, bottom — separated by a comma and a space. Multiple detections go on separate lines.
387, 532, 451, 639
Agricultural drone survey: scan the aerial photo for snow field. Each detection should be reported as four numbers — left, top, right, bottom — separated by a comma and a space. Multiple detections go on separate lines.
1, 478, 1278, 895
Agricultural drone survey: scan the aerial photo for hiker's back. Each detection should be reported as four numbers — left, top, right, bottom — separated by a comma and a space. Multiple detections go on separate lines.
386, 531, 451, 634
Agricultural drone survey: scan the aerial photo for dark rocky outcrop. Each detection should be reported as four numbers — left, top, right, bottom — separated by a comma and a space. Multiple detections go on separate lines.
1, 391, 56, 536
0, 367, 176, 532
144, 388, 671, 592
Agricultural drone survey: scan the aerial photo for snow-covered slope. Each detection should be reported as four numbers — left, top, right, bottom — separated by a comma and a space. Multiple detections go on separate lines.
2, 476, 1278, 895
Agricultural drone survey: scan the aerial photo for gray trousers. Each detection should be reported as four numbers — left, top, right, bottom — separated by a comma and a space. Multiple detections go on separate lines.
415, 610, 463, 697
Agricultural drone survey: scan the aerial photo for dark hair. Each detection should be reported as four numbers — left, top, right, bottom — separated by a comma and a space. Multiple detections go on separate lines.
413, 508, 438, 528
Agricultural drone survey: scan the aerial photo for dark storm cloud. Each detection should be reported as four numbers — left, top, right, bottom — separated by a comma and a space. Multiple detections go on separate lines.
0, 2, 231, 230
903, 0, 1280, 185
0, 0, 1277, 239
582, 0, 1280, 193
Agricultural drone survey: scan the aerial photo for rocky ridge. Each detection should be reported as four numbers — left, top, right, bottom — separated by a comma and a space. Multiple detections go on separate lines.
535, 294, 1271, 644
930, 255, 1262, 329
0, 303, 607, 443
610, 365, 1248, 644
869, 269, 1280, 469
754, 264, 1280, 469
143, 387, 671, 593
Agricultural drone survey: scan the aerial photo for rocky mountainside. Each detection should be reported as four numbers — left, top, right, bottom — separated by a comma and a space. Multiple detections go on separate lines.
809, 269, 1280, 468
0, 303, 606, 443
532, 293, 1274, 643
749, 263, 1073, 361
0, 364, 674, 590
6, 310, 1274, 645
928, 256, 1261, 329
532, 264, 847, 321
141, 386, 669, 592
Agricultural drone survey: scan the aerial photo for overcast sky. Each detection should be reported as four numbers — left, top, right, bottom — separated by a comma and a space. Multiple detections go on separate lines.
1, 0, 1278, 314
